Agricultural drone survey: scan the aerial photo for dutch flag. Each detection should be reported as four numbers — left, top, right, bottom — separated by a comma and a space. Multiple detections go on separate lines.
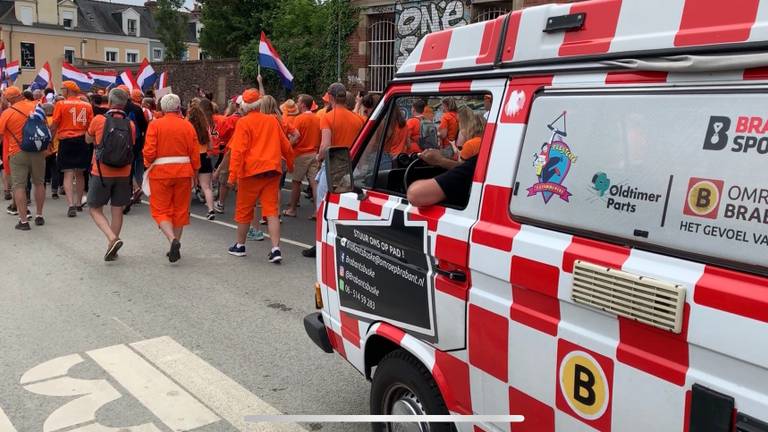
5, 60, 19, 83
62, 63, 93, 92
32, 61, 53, 90
136, 58, 157, 92
90, 70, 117, 89
157, 71, 168, 89
115, 68, 138, 92
259, 32, 293, 90
0, 41, 6, 70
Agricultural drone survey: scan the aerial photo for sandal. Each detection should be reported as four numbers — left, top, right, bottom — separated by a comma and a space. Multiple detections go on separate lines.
281, 209, 297, 218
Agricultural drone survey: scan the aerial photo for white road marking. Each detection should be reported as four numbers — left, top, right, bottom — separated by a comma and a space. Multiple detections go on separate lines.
20, 354, 83, 385
140, 200, 313, 249
86, 344, 220, 431
131, 336, 306, 432
24, 376, 121, 432
0, 406, 18, 432
69, 423, 162, 432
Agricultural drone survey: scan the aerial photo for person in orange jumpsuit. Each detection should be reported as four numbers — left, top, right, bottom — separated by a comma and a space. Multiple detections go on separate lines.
227, 88, 294, 263
143, 93, 201, 263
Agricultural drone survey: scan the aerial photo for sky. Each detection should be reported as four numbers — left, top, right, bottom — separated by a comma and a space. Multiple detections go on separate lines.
96, 0, 197, 10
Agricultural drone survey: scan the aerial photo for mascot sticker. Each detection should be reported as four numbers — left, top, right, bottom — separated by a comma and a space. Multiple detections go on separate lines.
529, 111, 577, 203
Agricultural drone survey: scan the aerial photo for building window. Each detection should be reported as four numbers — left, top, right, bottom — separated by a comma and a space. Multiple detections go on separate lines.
62, 10, 74, 29
105, 49, 118, 63
198, 50, 208, 60
472, 6, 510, 23
152, 48, 163, 61
126, 51, 138, 63
19, 6, 33, 25
64, 48, 75, 64
20, 42, 35, 69
368, 15, 396, 93
127, 19, 137, 35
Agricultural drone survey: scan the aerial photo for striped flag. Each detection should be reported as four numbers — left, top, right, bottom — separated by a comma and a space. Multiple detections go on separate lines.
31, 61, 53, 90
0, 41, 6, 70
5, 60, 19, 83
115, 68, 138, 91
136, 58, 157, 91
62, 63, 93, 91
157, 71, 168, 89
90, 70, 117, 88
259, 32, 293, 90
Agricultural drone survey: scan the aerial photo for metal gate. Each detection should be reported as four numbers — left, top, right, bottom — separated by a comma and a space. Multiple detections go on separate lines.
368, 16, 396, 93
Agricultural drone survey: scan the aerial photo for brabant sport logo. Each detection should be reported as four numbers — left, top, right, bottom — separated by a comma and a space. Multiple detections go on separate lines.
684, 177, 724, 220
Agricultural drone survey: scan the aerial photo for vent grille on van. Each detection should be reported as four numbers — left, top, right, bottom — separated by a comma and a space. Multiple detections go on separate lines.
572, 260, 686, 333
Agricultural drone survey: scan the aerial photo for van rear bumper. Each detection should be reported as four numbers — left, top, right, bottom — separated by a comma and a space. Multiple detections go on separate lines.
304, 312, 334, 353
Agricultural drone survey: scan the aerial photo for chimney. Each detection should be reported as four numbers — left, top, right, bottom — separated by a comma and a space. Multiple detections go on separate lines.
144, 1, 158, 12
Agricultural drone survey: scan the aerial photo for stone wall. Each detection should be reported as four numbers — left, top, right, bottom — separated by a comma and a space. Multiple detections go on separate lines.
81, 58, 248, 110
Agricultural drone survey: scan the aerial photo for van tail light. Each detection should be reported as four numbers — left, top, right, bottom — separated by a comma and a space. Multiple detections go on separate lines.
314, 283, 323, 309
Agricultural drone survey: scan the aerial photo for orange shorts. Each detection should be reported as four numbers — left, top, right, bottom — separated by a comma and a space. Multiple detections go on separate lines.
149, 177, 193, 227
235, 173, 280, 224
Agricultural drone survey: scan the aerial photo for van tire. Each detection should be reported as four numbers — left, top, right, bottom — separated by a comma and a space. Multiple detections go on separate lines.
370, 349, 455, 432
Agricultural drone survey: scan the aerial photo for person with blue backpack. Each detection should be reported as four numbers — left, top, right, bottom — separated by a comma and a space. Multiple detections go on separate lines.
0, 86, 52, 230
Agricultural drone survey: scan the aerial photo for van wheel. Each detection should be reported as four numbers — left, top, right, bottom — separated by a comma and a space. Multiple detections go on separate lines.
370, 349, 454, 432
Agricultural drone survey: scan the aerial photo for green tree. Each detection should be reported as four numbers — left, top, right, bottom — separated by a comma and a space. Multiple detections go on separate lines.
239, 0, 358, 97
153, 0, 187, 61
198, 0, 278, 58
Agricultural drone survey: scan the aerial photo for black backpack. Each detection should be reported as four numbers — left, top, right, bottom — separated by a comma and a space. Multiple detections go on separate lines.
96, 110, 133, 177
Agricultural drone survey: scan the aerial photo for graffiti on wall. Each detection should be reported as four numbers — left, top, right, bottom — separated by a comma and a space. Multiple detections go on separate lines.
394, 0, 470, 68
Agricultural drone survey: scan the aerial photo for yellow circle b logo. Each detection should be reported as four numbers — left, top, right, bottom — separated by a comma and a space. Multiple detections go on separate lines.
687, 181, 720, 216
559, 351, 609, 420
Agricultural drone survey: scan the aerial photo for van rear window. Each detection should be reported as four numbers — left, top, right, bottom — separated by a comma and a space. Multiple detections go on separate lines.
510, 90, 768, 273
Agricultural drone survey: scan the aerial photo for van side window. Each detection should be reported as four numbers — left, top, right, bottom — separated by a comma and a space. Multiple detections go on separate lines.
352, 93, 490, 209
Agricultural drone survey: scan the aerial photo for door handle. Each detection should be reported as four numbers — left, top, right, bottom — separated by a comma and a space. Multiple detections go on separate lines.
435, 267, 467, 282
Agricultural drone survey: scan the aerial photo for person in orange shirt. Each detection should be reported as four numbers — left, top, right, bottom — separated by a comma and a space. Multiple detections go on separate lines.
280, 99, 300, 127
284, 94, 321, 218
438, 97, 459, 154
85, 88, 136, 261
143, 93, 201, 263
43, 103, 62, 200
0, 86, 45, 230
305, 83, 365, 258
405, 99, 430, 153
383, 107, 411, 160
226, 88, 294, 263
51, 80, 94, 217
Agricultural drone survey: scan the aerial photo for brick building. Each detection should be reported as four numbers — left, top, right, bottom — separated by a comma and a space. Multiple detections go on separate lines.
349, 0, 579, 93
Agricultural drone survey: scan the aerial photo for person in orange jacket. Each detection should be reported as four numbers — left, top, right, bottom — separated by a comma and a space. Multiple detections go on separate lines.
143, 93, 201, 263
226, 88, 294, 263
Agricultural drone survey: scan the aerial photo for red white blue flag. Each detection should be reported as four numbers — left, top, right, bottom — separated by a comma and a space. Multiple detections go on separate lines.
136, 58, 157, 91
259, 32, 293, 90
62, 62, 93, 91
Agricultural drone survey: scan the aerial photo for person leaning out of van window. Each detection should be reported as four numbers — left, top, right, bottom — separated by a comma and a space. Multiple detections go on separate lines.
407, 109, 485, 208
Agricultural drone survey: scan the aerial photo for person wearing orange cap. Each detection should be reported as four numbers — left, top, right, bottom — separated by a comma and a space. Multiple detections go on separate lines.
0, 86, 45, 230
130, 89, 143, 105
51, 80, 94, 218
226, 88, 294, 263
143, 93, 201, 263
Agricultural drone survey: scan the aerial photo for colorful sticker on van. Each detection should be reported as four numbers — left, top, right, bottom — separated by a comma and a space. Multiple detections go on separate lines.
528, 111, 577, 203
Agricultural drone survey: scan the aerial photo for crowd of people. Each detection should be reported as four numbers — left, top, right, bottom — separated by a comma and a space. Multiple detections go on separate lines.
0, 75, 486, 264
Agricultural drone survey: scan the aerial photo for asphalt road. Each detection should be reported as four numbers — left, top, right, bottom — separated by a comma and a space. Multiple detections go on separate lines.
0, 189, 370, 432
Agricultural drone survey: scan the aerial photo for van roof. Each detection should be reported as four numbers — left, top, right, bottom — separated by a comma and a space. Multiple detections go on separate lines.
396, 0, 768, 78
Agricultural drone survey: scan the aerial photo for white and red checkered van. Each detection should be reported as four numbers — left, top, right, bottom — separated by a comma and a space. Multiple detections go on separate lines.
304, 1, 768, 430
